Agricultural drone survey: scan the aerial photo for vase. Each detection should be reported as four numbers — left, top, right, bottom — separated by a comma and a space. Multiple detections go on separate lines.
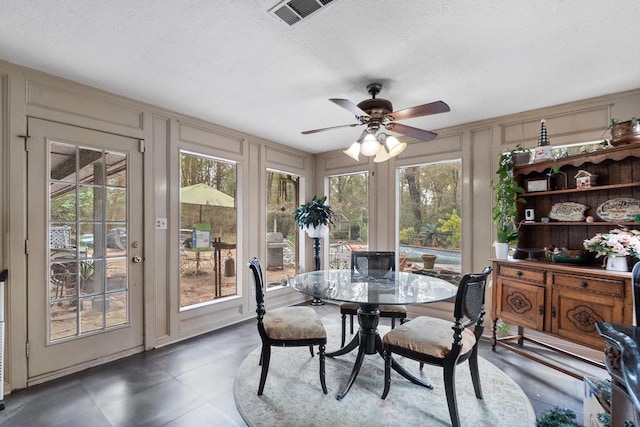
421, 254, 437, 269
494, 242, 509, 260
304, 223, 328, 238
605, 255, 628, 272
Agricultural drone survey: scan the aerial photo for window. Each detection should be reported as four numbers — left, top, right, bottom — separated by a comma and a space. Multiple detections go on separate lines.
398, 160, 462, 277
328, 172, 369, 269
265, 170, 300, 288
179, 151, 237, 308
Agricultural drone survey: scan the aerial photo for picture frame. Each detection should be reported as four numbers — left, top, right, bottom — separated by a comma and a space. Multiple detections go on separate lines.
525, 177, 549, 192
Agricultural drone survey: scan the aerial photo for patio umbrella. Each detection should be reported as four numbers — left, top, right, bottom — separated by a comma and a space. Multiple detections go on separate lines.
180, 183, 235, 274
180, 183, 235, 222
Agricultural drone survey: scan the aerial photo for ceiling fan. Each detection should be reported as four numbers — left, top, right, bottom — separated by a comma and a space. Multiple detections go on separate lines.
302, 83, 450, 162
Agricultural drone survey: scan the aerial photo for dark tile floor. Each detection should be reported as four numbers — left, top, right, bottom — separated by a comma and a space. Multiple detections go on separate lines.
0, 303, 607, 426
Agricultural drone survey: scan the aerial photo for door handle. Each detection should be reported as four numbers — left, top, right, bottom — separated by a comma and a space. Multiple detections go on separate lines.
132, 256, 142, 263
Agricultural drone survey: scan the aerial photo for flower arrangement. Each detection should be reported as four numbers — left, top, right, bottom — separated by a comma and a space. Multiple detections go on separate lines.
583, 228, 640, 258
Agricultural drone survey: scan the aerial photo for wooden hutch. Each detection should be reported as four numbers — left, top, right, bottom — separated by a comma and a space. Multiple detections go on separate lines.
491, 144, 640, 378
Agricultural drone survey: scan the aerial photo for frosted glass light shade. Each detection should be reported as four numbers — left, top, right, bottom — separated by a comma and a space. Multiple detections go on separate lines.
385, 135, 406, 157
343, 142, 361, 161
373, 143, 390, 163
360, 133, 379, 156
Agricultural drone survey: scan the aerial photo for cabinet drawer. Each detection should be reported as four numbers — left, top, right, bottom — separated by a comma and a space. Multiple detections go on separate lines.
498, 264, 545, 282
551, 272, 625, 297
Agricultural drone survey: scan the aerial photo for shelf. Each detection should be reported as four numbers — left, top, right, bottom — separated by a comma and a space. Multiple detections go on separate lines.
514, 144, 640, 176
524, 182, 640, 197
521, 221, 640, 226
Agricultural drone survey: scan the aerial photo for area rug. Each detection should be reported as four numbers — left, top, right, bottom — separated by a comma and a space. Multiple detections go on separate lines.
234, 325, 535, 426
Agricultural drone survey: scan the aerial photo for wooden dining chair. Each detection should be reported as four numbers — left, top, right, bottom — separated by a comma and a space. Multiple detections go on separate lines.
380, 266, 492, 427
248, 257, 328, 396
339, 251, 407, 347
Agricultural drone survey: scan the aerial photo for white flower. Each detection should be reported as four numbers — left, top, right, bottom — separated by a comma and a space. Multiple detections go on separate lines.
583, 228, 640, 258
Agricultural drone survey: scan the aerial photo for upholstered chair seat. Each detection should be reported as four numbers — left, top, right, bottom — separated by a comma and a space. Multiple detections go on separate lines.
249, 257, 328, 396
381, 266, 492, 427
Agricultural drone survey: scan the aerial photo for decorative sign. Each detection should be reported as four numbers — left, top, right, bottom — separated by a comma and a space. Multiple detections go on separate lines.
596, 197, 640, 222
192, 223, 211, 250
549, 202, 589, 222
525, 178, 549, 193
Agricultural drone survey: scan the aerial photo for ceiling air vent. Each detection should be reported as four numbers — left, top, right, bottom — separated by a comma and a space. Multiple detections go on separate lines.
269, 0, 336, 27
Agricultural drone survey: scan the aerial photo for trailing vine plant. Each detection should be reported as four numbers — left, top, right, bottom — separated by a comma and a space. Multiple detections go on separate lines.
491, 146, 526, 244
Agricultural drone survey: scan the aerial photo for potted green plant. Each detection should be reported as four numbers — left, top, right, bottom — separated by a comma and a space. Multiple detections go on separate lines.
604, 117, 640, 146
491, 147, 526, 258
511, 143, 531, 165
294, 195, 335, 238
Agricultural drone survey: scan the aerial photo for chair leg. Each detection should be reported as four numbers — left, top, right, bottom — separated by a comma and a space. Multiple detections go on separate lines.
469, 346, 483, 399
349, 314, 354, 334
341, 313, 347, 347
258, 345, 271, 396
391, 317, 396, 329
400, 317, 407, 325
444, 364, 460, 427
381, 349, 392, 399
318, 343, 328, 394
308, 345, 314, 357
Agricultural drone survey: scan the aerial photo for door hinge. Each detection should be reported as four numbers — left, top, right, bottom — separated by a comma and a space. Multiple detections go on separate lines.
25, 239, 29, 255
139, 140, 145, 153
26, 341, 30, 359
18, 134, 30, 152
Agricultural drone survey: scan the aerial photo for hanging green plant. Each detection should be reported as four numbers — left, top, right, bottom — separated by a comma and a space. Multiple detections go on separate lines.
491, 146, 526, 244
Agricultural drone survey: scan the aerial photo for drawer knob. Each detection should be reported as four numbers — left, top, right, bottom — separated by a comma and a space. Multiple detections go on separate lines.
580, 281, 588, 288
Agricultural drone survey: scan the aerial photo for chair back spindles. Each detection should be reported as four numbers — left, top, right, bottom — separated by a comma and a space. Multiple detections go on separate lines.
247, 256, 328, 396
381, 265, 492, 427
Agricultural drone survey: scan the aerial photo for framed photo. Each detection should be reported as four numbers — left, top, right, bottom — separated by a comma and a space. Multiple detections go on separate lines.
525, 178, 549, 192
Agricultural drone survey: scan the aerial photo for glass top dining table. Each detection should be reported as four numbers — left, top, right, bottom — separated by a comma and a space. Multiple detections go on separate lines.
290, 269, 458, 306
290, 269, 458, 400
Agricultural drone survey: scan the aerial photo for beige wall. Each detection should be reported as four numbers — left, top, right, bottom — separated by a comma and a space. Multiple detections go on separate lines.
0, 58, 638, 392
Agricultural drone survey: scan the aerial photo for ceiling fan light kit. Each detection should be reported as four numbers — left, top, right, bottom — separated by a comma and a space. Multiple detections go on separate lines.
304, 83, 449, 162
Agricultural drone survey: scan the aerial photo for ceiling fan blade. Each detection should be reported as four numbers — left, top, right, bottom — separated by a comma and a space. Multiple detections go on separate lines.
386, 123, 437, 141
388, 101, 450, 121
301, 123, 362, 135
330, 98, 370, 118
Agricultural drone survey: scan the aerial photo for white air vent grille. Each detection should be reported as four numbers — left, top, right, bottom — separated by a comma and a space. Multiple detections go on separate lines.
269, 0, 336, 26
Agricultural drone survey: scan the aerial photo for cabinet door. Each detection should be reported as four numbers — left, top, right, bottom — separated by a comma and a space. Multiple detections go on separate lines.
495, 277, 545, 330
551, 287, 626, 349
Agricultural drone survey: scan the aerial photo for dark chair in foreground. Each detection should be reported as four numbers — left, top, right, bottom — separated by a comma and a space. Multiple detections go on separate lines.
339, 251, 407, 347
633, 261, 640, 325
381, 266, 492, 427
248, 257, 328, 396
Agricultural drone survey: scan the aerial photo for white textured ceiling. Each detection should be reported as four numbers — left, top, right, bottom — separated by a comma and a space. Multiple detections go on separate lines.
0, 0, 639, 153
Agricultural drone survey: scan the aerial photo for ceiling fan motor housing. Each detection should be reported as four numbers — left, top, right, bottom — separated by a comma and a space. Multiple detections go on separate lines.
356, 98, 393, 116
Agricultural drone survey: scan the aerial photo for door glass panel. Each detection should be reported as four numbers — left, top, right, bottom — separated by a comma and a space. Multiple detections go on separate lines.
50, 142, 77, 182
106, 188, 126, 221
180, 151, 237, 308
50, 301, 77, 340
398, 160, 462, 280
50, 185, 77, 221
328, 172, 369, 270
48, 142, 130, 342
78, 147, 104, 185
78, 185, 102, 221
265, 170, 300, 289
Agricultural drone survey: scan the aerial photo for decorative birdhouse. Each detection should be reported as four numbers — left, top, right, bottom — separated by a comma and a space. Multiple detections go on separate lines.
574, 169, 597, 188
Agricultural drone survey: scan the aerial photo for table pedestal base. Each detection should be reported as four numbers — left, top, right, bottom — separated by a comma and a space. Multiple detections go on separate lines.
326, 304, 433, 400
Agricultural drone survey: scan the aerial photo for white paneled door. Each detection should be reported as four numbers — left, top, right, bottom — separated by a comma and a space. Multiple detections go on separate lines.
27, 118, 144, 384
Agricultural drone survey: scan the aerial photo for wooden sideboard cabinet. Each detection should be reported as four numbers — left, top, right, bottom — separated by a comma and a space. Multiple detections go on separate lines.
491, 259, 633, 378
